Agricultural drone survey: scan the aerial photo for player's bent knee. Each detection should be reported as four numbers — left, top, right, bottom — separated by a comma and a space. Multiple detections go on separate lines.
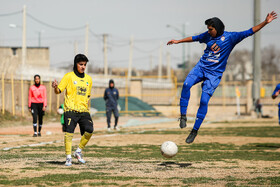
182, 82, 192, 92
85, 126, 94, 133
65, 129, 75, 134
84, 131, 93, 139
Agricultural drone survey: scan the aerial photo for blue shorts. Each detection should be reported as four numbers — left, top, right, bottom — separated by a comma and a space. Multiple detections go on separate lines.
187, 63, 222, 96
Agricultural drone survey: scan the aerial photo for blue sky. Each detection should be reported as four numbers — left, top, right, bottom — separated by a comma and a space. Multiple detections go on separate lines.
0, 0, 279, 70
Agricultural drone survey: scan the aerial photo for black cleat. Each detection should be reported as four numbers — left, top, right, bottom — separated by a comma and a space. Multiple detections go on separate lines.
179, 115, 187, 129
38, 132, 41, 137
186, 129, 198, 144
33, 133, 37, 137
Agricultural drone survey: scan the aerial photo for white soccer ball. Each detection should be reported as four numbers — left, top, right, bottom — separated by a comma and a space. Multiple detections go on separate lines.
160, 141, 178, 158
57, 108, 64, 115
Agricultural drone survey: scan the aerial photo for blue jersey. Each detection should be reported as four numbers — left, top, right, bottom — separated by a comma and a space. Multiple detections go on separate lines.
104, 87, 119, 108
192, 28, 254, 74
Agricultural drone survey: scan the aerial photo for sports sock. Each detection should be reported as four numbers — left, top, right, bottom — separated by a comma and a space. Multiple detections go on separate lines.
38, 124, 42, 132
180, 97, 189, 115
64, 132, 74, 155
193, 92, 211, 131
76, 147, 82, 153
79, 132, 93, 149
33, 123, 37, 133
193, 118, 203, 130
66, 154, 72, 159
180, 78, 194, 115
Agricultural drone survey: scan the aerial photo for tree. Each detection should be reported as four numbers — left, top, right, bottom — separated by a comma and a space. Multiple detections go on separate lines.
227, 49, 252, 82
261, 45, 280, 80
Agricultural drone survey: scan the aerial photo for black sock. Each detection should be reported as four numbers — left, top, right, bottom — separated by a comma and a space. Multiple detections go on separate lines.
33, 124, 37, 133
38, 125, 42, 133
114, 117, 119, 127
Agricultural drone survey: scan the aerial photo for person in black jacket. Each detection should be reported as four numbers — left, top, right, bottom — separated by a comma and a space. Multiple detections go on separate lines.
104, 79, 119, 131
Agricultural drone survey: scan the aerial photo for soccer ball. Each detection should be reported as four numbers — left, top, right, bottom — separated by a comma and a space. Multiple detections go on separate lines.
160, 141, 178, 158
57, 108, 64, 115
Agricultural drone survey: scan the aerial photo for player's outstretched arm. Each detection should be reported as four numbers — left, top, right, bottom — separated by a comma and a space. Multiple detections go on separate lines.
252, 11, 277, 33
167, 36, 193, 45
272, 90, 280, 99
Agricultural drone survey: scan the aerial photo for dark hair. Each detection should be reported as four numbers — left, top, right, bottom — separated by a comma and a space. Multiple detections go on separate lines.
73, 54, 88, 78
74, 54, 88, 64
205, 17, 225, 37
34, 74, 40, 80
109, 79, 114, 88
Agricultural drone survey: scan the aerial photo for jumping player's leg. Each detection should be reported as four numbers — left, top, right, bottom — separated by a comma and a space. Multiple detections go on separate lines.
193, 92, 211, 130
185, 92, 211, 144
186, 73, 222, 144
180, 77, 194, 115
180, 65, 203, 115
31, 103, 38, 136
179, 65, 203, 128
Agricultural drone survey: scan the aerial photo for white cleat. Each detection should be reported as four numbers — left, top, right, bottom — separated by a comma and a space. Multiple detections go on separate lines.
65, 158, 72, 166
107, 128, 111, 132
114, 126, 120, 131
74, 151, 86, 164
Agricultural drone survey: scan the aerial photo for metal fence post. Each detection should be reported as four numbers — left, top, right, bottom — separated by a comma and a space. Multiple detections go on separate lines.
2, 74, 5, 114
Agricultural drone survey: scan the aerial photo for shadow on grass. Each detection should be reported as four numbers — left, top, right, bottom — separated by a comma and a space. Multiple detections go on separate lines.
255, 144, 280, 149
43, 161, 66, 165
158, 162, 192, 168
44, 161, 85, 166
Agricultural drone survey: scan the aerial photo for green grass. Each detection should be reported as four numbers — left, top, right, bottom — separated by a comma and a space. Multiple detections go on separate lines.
182, 176, 280, 186
134, 126, 280, 137
2, 142, 280, 162
0, 172, 148, 186
1, 122, 280, 186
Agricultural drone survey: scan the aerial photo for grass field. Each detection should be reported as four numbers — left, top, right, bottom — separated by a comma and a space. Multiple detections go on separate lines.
0, 117, 280, 186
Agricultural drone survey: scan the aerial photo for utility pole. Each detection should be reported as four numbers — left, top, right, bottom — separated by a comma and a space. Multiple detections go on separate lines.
84, 23, 89, 73
252, 0, 261, 104
128, 35, 134, 80
166, 52, 171, 80
38, 31, 41, 47
22, 5, 26, 67
103, 34, 108, 77
150, 55, 153, 73
158, 42, 163, 79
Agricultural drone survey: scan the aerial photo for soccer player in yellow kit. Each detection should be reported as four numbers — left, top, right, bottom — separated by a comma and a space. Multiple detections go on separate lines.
52, 54, 93, 166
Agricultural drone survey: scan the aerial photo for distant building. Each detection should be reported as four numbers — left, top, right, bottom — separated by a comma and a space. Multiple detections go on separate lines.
0, 46, 66, 80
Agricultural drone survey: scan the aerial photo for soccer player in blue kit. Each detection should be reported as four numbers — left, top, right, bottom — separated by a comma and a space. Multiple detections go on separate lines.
167, 11, 277, 144
272, 83, 280, 124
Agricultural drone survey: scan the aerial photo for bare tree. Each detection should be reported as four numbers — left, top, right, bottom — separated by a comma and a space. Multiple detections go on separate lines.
227, 49, 252, 82
261, 45, 280, 80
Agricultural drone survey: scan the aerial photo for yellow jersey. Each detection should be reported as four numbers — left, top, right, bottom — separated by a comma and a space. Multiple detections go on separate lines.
58, 72, 92, 113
